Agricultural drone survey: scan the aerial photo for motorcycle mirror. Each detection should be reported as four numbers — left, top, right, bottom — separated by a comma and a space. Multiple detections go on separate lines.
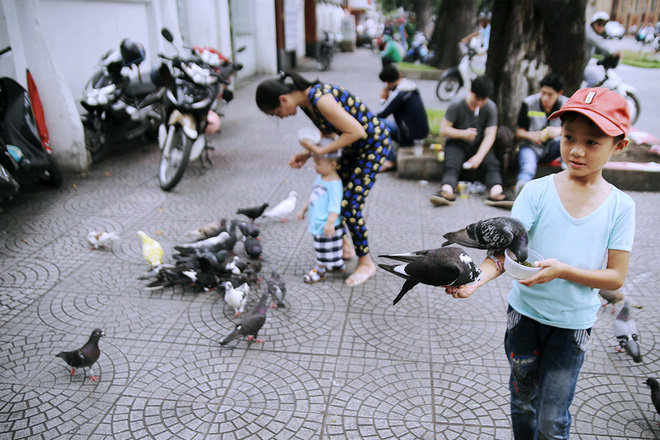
161, 28, 174, 43
236, 46, 247, 53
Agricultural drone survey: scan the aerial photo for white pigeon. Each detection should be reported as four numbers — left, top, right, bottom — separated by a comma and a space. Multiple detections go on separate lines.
263, 191, 297, 222
223, 281, 248, 317
87, 231, 119, 250
225, 256, 242, 275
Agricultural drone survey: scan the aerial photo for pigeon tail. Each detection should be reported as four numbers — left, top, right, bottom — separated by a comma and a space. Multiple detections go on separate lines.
219, 326, 241, 345
392, 279, 419, 305
378, 263, 413, 280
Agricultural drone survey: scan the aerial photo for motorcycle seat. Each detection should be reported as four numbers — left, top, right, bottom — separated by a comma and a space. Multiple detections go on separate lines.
124, 80, 158, 98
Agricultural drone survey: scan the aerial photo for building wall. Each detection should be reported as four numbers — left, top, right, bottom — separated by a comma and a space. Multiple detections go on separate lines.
615, 0, 660, 30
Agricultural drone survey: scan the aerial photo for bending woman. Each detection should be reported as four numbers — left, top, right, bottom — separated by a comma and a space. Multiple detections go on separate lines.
256, 71, 391, 286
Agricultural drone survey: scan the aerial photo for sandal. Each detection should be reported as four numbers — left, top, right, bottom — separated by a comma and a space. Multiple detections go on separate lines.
303, 267, 326, 284
485, 193, 514, 209
328, 263, 347, 272
429, 190, 456, 207
345, 267, 376, 287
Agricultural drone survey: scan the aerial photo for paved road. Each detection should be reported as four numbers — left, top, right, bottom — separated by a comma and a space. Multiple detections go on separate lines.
0, 48, 658, 439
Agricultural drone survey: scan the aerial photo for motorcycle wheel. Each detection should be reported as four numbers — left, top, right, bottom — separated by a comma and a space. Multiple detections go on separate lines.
40, 153, 63, 187
159, 126, 192, 191
84, 124, 108, 163
436, 76, 461, 101
625, 92, 640, 125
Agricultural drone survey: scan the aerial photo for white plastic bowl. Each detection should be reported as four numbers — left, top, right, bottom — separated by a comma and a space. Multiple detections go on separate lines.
504, 248, 543, 280
298, 127, 321, 144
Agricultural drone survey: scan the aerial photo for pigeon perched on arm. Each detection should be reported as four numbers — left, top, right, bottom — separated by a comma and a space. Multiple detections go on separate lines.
222, 281, 248, 317
55, 329, 105, 382
237, 203, 269, 223
262, 191, 297, 222
87, 231, 119, 250
266, 268, 286, 308
442, 217, 528, 271
613, 299, 642, 363
137, 231, 164, 269
645, 378, 660, 418
219, 290, 271, 346
379, 247, 482, 305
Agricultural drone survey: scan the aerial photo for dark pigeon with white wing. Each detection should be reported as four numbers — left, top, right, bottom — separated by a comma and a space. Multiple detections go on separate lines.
379, 247, 482, 305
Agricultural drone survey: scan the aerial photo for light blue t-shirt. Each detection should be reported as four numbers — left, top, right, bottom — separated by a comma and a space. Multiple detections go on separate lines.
508, 174, 635, 329
308, 175, 343, 236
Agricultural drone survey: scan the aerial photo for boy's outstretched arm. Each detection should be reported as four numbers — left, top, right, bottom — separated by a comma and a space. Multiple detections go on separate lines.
519, 249, 630, 290
446, 253, 505, 299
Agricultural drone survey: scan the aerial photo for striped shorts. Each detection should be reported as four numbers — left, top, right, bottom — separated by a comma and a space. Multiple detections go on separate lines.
313, 226, 344, 269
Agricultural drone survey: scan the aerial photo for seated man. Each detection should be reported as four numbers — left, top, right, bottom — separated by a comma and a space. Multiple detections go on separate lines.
430, 75, 512, 208
380, 34, 403, 67
377, 64, 429, 171
515, 73, 568, 195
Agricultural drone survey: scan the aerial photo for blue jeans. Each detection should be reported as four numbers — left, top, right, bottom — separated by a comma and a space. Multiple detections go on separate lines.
504, 307, 590, 440
517, 139, 561, 183
381, 119, 399, 162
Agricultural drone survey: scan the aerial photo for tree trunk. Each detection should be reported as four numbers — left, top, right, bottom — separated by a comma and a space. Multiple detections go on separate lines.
414, 0, 432, 38
487, 0, 586, 129
429, 0, 478, 69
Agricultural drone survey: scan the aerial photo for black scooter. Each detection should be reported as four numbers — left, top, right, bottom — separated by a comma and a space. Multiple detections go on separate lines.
0, 46, 62, 203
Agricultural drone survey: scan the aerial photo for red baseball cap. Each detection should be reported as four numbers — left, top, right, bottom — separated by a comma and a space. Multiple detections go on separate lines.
548, 87, 630, 136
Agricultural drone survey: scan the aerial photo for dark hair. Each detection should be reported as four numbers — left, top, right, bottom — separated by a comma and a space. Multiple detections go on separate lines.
560, 112, 625, 143
471, 75, 493, 99
378, 64, 400, 83
540, 73, 565, 93
255, 70, 319, 113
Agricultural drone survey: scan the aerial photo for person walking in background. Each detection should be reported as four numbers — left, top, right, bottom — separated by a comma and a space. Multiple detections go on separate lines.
429, 75, 512, 208
445, 88, 635, 439
376, 63, 429, 172
296, 141, 345, 284
514, 73, 568, 196
256, 71, 391, 287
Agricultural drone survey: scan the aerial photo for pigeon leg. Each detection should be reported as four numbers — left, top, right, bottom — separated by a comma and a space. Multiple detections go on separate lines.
610, 306, 617, 314
70, 367, 76, 376
255, 338, 265, 343
487, 252, 504, 272
615, 346, 624, 353
88, 366, 99, 383
269, 303, 277, 309
234, 310, 242, 317
280, 219, 289, 223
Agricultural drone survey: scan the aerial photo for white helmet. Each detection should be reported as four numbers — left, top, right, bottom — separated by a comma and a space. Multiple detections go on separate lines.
590, 11, 610, 24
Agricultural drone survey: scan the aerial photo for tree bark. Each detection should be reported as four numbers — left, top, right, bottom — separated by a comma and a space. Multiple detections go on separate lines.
429, 0, 478, 69
487, 0, 586, 129
413, 0, 432, 38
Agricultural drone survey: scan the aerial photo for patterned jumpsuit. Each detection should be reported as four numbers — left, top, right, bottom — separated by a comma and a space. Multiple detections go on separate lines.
306, 83, 391, 257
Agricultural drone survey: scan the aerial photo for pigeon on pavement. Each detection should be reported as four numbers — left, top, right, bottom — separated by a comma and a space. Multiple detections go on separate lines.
237, 202, 269, 223
137, 230, 164, 268
87, 231, 119, 250
645, 378, 660, 418
243, 235, 262, 259
232, 219, 260, 238
174, 231, 230, 255
219, 290, 271, 346
263, 191, 297, 222
613, 298, 642, 363
442, 217, 529, 270
598, 289, 643, 314
184, 218, 227, 241
379, 247, 482, 305
222, 281, 248, 317
266, 268, 286, 308
55, 329, 105, 382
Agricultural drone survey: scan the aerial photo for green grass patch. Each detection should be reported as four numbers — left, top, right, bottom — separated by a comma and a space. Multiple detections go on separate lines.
620, 50, 660, 68
397, 62, 439, 72
426, 108, 446, 137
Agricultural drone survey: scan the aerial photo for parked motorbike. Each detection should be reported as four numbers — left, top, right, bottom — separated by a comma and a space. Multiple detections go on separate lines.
0, 46, 62, 203
157, 28, 243, 191
80, 39, 166, 163
435, 41, 486, 102
403, 32, 432, 64
592, 55, 640, 125
317, 31, 334, 71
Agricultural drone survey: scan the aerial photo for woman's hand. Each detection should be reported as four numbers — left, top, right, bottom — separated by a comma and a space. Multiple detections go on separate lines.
289, 151, 311, 169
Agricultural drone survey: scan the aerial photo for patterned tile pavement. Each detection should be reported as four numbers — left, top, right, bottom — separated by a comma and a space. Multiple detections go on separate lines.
0, 49, 658, 439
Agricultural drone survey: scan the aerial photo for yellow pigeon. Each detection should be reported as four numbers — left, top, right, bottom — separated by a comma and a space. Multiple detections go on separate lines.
137, 230, 163, 268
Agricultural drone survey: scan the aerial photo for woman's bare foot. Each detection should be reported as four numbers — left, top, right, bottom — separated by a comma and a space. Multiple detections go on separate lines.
342, 235, 356, 260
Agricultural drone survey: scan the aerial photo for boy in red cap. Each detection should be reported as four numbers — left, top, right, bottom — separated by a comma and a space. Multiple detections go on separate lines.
445, 88, 635, 439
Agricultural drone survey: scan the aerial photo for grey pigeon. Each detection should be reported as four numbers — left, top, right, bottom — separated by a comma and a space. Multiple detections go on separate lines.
243, 235, 262, 259
232, 218, 260, 238
645, 378, 660, 418
237, 202, 269, 222
442, 217, 529, 268
173, 231, 230, 255
266, 268, 286, 308
613, 299, 642, 363
598, 288, 643, 314
379, 247, 482, 305
219, 290, 271, 346
263, 191, 297, 222
55, 329, 105, 382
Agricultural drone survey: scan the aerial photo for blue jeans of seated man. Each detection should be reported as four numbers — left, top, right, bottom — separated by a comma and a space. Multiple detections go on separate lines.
505, 307, 590, 440
381, 119, 399, 162
517, 139, 561, 184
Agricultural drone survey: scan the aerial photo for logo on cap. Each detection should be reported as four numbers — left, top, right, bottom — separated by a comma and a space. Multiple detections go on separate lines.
585, 91, 595, 104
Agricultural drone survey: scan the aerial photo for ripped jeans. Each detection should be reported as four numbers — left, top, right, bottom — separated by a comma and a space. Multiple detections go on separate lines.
504, 306, 591, 440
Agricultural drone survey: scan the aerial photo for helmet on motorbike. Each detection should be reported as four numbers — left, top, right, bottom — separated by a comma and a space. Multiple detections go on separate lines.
120, 39, 146, 66
590, 11, 610, 24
